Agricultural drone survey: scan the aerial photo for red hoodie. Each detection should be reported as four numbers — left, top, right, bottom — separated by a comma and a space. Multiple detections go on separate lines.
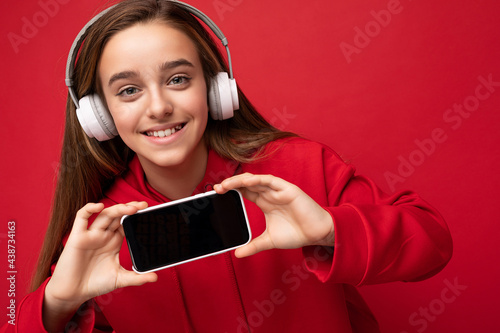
4, 137, 452, 332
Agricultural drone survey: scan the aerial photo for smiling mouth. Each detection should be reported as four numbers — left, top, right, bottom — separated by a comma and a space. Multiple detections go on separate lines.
144, 124, 185, 138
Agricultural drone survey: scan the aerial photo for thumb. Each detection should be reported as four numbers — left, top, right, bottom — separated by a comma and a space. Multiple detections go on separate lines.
116, 270, 158, 288
234, 233, 273, 258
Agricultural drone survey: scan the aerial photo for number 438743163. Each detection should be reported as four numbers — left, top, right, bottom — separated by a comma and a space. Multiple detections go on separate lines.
7, 221, 16, 270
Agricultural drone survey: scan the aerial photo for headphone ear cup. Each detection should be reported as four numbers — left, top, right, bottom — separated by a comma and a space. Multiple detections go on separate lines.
76, 94, 118, 141
208, 72, 239, 120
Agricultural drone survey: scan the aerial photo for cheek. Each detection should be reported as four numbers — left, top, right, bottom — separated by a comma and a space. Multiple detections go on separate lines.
195, 100, 209, 127
197, 82, 209, 112
184, 84, 209, 119
108, 104, 142, 134
194, 98, 209, 118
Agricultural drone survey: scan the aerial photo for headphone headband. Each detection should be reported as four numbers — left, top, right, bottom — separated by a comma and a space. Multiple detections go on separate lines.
65, 0, 234, 108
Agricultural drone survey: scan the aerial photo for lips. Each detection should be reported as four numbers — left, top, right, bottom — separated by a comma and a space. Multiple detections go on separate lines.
143, 123, 185, 138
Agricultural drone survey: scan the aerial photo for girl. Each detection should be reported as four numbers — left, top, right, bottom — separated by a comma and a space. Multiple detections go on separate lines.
5, 0, 452, 332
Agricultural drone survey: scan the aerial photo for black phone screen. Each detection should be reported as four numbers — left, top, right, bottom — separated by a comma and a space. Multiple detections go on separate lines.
122, 190, 250, 272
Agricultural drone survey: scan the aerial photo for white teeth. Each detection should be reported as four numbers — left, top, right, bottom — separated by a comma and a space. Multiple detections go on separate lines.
146, 125, 183, 137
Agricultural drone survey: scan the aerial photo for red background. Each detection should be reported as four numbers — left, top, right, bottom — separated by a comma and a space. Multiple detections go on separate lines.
1, 0, 499, 331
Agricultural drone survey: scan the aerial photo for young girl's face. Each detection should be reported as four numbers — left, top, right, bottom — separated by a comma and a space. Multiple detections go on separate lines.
98, 21, 209, 172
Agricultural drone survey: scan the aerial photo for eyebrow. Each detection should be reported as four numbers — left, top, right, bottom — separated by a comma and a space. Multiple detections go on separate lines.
107, 59, 195, 87
159, 58, 194, 71
108, 70, 138, 87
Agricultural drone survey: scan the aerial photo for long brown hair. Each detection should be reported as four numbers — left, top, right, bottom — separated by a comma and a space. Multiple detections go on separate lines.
31, 0, 295, 291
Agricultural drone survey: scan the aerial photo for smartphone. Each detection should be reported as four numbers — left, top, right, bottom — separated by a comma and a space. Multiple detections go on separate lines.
121, 190, 251, 273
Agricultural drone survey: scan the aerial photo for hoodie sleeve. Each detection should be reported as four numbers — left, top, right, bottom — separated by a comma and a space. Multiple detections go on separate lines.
1, 212, 117, 333
299, 143, 453, 286
0, 278, 101, 333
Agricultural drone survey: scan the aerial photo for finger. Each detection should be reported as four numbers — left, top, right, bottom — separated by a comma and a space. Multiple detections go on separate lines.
214, 173, 254, 193
73, 203, 105, 232
90, 202, 145, 231
107, 202, 148, 232
234, 233, 274, 258
125, 201, 149, 210
215, 174, 268, 194
216, 176, 290, 207
235, 187, 259, 204
107, 218, 122, 233
117, 224, 126, 237
219, 174, 287, 193
239, 174, 284, 191
213, 183, 262, 204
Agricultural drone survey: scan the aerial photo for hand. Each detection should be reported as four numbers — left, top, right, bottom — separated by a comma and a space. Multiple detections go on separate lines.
214, 173, 334, 258
44, 202, 158, 330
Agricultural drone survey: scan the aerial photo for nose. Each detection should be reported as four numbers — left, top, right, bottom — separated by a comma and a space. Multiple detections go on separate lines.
146, 87, 173, 119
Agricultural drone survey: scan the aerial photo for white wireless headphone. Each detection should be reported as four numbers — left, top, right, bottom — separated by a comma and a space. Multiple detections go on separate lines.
65, 0, 239, 141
